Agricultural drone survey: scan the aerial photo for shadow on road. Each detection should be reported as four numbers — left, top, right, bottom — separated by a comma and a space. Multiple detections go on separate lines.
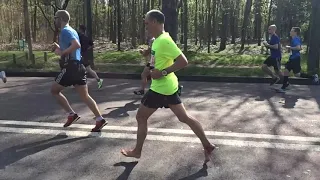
1, 78, 319, 138
309, 85, 320, 110
258, 148, 320, 179
0, 78, 140, 121
103, 99, 140, 118
113, 161, 138, 180
179, 164, 208, 180
279, 93, 300, 109
0, 133, 91, 169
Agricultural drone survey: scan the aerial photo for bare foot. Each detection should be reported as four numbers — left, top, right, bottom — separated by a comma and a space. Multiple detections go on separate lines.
121, 149, 141, 158
204, 144, 216, 164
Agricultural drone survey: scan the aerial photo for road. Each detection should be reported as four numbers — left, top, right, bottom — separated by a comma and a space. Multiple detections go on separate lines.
0, 77, 319, 180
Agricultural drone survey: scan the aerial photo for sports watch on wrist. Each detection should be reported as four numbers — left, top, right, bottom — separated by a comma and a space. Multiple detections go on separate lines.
161, 69, 168, 76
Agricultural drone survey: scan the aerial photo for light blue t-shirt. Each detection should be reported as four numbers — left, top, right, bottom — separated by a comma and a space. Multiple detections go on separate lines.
59, 26, 81, 61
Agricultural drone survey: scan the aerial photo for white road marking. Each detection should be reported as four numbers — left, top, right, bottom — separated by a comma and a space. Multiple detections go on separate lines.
0, 120, 319, 143
0, 126, 319, 152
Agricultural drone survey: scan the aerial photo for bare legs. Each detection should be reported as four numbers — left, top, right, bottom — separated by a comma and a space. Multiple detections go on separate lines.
121, 103, 215, 163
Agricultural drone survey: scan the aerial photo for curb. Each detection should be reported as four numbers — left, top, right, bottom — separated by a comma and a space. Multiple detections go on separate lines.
5, 71, 315, 85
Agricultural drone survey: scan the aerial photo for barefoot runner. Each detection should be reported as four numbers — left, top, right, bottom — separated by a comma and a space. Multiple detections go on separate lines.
121, 10, 215, 163
134, 36, 183, 96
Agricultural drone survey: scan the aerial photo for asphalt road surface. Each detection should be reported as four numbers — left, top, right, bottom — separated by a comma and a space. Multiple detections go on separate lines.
0, 77, 319, 180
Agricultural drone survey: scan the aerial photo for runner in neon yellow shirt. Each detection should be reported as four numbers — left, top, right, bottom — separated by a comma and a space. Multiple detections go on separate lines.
134, 34, 183, 96
149, 32, 180, 95
121, 9, 215, 164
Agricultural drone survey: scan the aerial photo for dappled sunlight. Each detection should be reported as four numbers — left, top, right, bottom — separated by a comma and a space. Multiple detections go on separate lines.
254, 149, 320, 180
1, 78, 319, 138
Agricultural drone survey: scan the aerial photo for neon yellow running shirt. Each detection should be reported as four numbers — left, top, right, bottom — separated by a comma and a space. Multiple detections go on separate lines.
149, 32, 182, 95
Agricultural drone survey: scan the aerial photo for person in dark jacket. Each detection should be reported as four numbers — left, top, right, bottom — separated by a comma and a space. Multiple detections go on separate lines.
78, 25, 103, 89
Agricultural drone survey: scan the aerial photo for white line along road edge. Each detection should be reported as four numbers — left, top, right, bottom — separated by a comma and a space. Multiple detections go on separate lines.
0, 120, 320, 143
0, 125, 320, 152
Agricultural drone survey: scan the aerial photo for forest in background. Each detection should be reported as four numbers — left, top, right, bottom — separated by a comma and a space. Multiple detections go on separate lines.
0, 0, 319, 73
0, 0, 313, 49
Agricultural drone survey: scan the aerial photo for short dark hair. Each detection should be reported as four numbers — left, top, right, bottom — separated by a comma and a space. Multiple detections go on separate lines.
146, 10, 165, 24
79, 25, 86, 32
292, 27, 301, 35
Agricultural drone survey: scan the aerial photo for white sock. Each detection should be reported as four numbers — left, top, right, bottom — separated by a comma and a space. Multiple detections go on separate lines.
95, 116, 104, 121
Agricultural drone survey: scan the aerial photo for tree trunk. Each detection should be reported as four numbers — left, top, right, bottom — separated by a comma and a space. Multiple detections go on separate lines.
219, 0, 229, 51
275, 0, 282, 37
75, 2, 79, 28
183, 0, 188, 52
180, 0, 184, 44
254, 0, 262, 46
147, 0, 150, 10
109, 1, 114, 41
117, 0, 122, 51
85, 0, 94, 67
306, 20, 311, 54
122, 0, 127, 41
265, 0, 273, 42
230, 1, 236, 44
131, 0, 137, 47
82, 0, 86, 24
103, 2, 107, 37
240, 0, 252, 51
199, 0, 204, 47
162, 0, 179, 42
207, 0, 212, 53
112, 1, 117, 43
23, 0, 34, 64
32, 0, 37, 42
140, 0, 147, 44
307, 0, 320, 73
194, 0, 198, 45
94, 0, 99, 38
212, 0, 218, 45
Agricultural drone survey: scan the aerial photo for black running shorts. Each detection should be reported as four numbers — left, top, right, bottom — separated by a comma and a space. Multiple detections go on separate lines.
263, 56, 281, 71
285, 57, 301, 74
141, 89, 182, 109
55, 60, 87, 87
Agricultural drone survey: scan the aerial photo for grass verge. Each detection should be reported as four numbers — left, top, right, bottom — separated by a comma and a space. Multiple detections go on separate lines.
0, 50, 309, 77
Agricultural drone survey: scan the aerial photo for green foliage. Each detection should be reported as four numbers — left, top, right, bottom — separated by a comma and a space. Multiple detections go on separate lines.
0, 48, 309, 77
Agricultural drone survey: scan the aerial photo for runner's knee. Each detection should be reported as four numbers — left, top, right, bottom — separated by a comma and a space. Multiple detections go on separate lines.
176, 113, 190, 123
136, 113, 149, 123
51, 84, 62, 95
51, 88, 59, 95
